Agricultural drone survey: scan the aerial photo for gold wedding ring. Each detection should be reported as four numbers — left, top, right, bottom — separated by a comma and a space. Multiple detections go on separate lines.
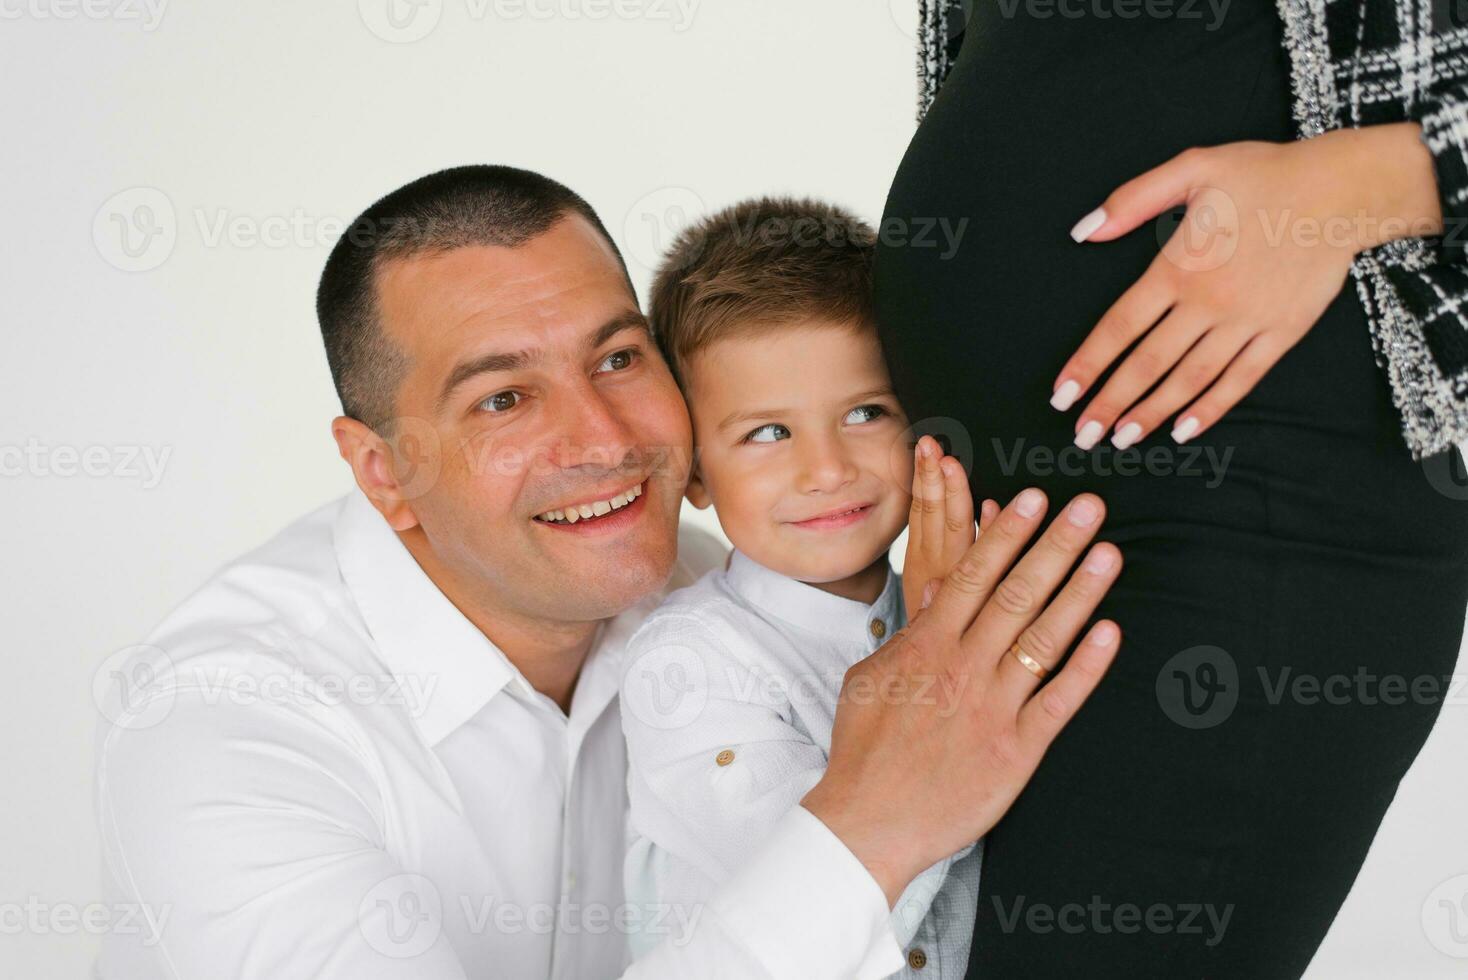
1008, 643, 1049, 681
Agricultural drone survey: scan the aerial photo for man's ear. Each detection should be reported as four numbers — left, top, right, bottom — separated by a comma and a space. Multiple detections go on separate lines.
684, 461, 712, 510
331, 416, 423, 532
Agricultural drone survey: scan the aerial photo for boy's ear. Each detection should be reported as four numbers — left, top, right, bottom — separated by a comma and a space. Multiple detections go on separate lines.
684, 464, 712, 510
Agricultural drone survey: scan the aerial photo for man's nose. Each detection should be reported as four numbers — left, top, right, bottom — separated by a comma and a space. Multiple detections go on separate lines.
552, 381, 639, 471
798, 433, 858, 494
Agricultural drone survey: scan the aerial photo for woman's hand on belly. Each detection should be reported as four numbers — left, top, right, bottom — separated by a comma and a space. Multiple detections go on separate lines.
1048, 127, 1439, 450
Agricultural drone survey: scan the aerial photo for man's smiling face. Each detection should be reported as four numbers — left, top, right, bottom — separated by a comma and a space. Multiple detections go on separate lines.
366, 214, 693, 624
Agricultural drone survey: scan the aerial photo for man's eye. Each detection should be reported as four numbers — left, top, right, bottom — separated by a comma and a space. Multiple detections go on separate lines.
745, 423, 791, 444
478, 391, 521, 414
844, 404, 887, 425
596, 348, 640, 373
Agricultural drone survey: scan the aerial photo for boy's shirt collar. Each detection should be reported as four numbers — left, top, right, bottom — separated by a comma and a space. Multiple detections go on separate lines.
723, 548, 904, 648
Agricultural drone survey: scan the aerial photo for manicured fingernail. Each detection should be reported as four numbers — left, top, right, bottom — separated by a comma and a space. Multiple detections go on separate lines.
1111, 422, 1142, 450
1171, 416, 1200, 443
1068, 496, 1100, 526
1069, 206, 1107, 243
1050, 379, 1081, 411
921, 579, 939, 610
1082, 546, 1115, 572
1015, 488, 1044, 518
1074, 420, 1105, 450
1089, 621, 1118, 646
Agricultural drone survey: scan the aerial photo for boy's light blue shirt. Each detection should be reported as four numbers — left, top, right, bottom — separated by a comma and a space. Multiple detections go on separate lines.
620, 548, 982, 979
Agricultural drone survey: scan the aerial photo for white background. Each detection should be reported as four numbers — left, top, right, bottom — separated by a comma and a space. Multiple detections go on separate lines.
3, 1, 1467, 976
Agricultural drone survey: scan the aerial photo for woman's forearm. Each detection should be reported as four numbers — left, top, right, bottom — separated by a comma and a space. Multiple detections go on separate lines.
1321, 122, 1446, 251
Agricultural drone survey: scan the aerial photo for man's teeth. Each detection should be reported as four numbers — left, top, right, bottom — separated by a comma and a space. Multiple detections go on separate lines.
535, 482, 643, 524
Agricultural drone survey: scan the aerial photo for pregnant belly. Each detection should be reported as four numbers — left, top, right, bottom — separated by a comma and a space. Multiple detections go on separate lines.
872, 15, 1468, 558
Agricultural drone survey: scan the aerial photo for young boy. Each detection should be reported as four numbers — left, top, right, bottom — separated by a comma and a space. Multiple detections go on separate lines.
620, 197, 994, 977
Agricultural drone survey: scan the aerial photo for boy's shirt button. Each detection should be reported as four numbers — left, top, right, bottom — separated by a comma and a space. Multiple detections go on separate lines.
870, 618, 887, 639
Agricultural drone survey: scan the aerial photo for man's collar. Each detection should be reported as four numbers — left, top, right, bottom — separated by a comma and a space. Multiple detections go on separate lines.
724, 548, 902, 645
333, 488, 540, 746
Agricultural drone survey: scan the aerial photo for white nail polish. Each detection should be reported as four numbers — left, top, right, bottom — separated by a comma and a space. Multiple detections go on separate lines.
1050, 379, 1081, 411
1074, 420, 1105, 450
1111, 422, 1142, 450
1171, 416, 1200, 443
1069, 207, 1107, 243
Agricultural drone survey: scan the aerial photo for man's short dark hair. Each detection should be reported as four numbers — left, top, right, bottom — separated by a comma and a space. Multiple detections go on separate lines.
316, 164, 630, 431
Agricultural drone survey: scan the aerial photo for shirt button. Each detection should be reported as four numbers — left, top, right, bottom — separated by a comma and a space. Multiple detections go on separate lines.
870, 618, 887, 639
715, 749, 735, 766
907, 948, 927, 970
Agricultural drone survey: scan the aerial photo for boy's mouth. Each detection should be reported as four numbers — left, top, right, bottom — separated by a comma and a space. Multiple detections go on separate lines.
787, 502, 875, 530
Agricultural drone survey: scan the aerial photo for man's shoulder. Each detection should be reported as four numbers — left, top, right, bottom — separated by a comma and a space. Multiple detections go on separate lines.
133, 493, 372, 684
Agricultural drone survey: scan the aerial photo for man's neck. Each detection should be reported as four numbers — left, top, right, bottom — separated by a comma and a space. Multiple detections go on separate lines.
400, 532, 600, 715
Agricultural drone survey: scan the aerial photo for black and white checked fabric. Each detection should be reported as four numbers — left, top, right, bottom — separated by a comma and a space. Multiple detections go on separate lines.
917, 0, 1468, 458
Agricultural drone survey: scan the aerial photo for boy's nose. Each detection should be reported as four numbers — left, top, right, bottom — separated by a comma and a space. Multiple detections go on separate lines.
798, 438, 858, 494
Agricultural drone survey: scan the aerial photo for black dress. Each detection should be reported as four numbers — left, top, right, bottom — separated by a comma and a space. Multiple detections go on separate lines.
875, 0, 1468, 976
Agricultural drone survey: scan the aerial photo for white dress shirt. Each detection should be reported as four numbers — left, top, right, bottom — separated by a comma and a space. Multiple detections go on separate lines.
94, 490, 906, 980
621, 550, 982, 980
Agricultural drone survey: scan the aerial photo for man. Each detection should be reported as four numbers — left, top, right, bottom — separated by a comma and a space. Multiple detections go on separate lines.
95, 165, 1123, 979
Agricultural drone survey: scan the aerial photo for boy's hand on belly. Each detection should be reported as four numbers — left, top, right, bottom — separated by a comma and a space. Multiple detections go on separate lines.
1049, 127, 1438, 449
902, 435, 998, 620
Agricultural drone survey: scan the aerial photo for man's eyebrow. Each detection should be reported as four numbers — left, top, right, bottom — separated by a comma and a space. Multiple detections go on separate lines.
436, 347, 540, 413
588, 310, 652, 350
435, 310, 652, 413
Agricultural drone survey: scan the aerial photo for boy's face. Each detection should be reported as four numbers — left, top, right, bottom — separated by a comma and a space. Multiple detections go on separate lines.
682, 321, 915, 585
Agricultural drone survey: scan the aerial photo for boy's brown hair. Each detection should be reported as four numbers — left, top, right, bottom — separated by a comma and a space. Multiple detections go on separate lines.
647, 196, 877, 390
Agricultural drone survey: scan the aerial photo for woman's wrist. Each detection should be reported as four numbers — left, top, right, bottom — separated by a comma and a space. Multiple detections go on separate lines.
1311, 123, 1444, 252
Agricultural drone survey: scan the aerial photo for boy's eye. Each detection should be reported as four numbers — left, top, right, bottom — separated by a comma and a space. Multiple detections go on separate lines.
844, 404, 887, 425
596, 348, 640, 373
745, 423, 791, 444
478, 391, 521, 414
